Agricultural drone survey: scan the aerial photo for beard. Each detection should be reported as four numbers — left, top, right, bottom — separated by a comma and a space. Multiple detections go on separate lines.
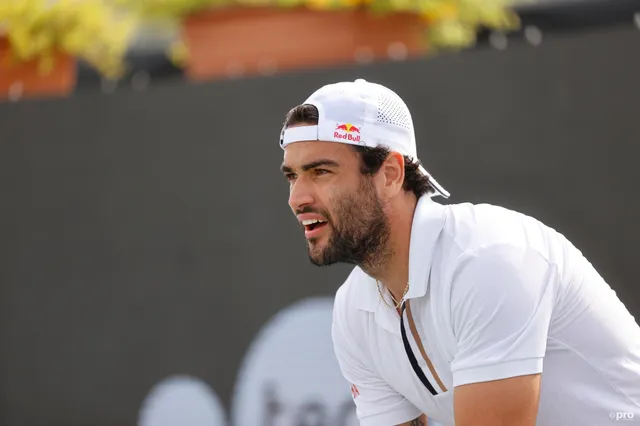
306, 178, 390, 268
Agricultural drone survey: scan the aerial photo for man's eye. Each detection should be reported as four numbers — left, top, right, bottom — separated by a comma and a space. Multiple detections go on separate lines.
285, 173, 296, 182
314, 169, 330, 175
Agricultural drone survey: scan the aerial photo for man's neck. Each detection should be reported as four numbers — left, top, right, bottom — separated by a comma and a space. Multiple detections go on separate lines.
362, 195, 418, 303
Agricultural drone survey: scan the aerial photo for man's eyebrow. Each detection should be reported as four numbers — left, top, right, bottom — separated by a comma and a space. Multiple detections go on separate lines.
280, 163, 293, 173
281, 159, 340, 173
302, 159, 340, 171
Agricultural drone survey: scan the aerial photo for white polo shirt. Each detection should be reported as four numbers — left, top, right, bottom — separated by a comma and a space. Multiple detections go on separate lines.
332, 196, 640, 426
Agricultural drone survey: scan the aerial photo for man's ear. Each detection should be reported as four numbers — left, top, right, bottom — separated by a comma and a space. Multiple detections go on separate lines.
380, 152, 405, 197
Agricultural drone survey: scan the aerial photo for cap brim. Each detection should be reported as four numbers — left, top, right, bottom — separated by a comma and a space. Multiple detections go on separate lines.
418, 164, 450, 199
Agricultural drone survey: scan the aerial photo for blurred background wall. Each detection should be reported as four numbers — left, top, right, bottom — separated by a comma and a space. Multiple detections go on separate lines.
1, 1, 639, 425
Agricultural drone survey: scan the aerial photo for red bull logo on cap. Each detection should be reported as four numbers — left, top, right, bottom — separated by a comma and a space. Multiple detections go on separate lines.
335, 123, 362, 143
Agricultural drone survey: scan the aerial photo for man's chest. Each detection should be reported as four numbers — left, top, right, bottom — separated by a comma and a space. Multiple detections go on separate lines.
364, 301, 457, 425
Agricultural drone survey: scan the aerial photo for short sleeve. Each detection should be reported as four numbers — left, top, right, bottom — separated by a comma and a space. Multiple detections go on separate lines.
332, 287, 422, 426
449, 244, 556, 388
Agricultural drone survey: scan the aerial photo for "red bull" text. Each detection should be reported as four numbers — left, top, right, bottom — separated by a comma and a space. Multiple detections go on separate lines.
335, 123, 362, 142
334, 131, 361, 142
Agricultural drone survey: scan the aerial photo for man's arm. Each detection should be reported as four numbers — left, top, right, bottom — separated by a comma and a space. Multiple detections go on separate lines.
397, 414, 428, 425
454, 375, 541, 426
449, 244, 555, 426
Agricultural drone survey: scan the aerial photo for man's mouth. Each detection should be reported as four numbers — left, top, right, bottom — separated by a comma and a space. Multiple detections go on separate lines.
302, 219, 329, 238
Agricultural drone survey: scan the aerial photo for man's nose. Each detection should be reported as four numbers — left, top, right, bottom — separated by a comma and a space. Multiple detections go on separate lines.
288, 179, 315, 212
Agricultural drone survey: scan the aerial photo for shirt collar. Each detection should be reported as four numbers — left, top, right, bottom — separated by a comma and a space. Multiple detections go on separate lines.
355, 195, 448, 314
404, 196, 448, 300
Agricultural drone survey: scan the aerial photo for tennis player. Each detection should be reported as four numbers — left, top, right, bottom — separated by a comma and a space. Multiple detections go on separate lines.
281, 80, 640, 426
278, 79, 640, 426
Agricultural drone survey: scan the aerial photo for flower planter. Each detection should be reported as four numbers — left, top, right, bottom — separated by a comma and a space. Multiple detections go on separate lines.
181, 7, 427, 81
0, 37, 76, 100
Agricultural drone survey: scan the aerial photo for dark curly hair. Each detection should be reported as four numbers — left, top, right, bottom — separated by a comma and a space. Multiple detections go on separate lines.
283, 104, 435, 198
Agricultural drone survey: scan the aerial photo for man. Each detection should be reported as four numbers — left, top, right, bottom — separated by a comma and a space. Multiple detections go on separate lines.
278, 79, 640, 426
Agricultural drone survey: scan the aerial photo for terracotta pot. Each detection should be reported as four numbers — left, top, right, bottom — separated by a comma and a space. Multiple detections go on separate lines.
181, 7, 427, 81
0, 37, 76, 100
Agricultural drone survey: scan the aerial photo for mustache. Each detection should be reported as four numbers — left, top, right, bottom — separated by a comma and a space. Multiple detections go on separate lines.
296, 206, 324, 215
295, 206, 332, 223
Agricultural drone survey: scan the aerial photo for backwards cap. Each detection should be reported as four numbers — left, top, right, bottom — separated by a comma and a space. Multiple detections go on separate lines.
279, 79, 449, 199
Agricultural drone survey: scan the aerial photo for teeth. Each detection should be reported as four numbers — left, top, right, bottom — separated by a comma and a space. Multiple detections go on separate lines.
302, 219, 326, 225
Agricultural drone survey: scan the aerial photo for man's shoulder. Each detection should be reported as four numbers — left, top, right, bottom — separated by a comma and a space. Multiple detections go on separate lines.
442, 202, 556, 255
444, 202, 526, 235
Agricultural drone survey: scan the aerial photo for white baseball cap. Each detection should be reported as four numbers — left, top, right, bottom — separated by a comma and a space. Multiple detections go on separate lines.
280, 79, 450, 199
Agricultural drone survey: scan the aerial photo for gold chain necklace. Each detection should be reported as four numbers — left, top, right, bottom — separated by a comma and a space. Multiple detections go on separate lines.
376, 280, 409, 309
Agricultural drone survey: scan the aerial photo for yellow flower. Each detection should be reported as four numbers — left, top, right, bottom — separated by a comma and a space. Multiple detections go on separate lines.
427, 2, 458, 21
385, 0, 415, 12
341, 0, 372, 8
168, 40, 189, 68
305, 0, 333, 10
0, 0, 136, 78
0, 0, 520, 77
428, 20, 476, 49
